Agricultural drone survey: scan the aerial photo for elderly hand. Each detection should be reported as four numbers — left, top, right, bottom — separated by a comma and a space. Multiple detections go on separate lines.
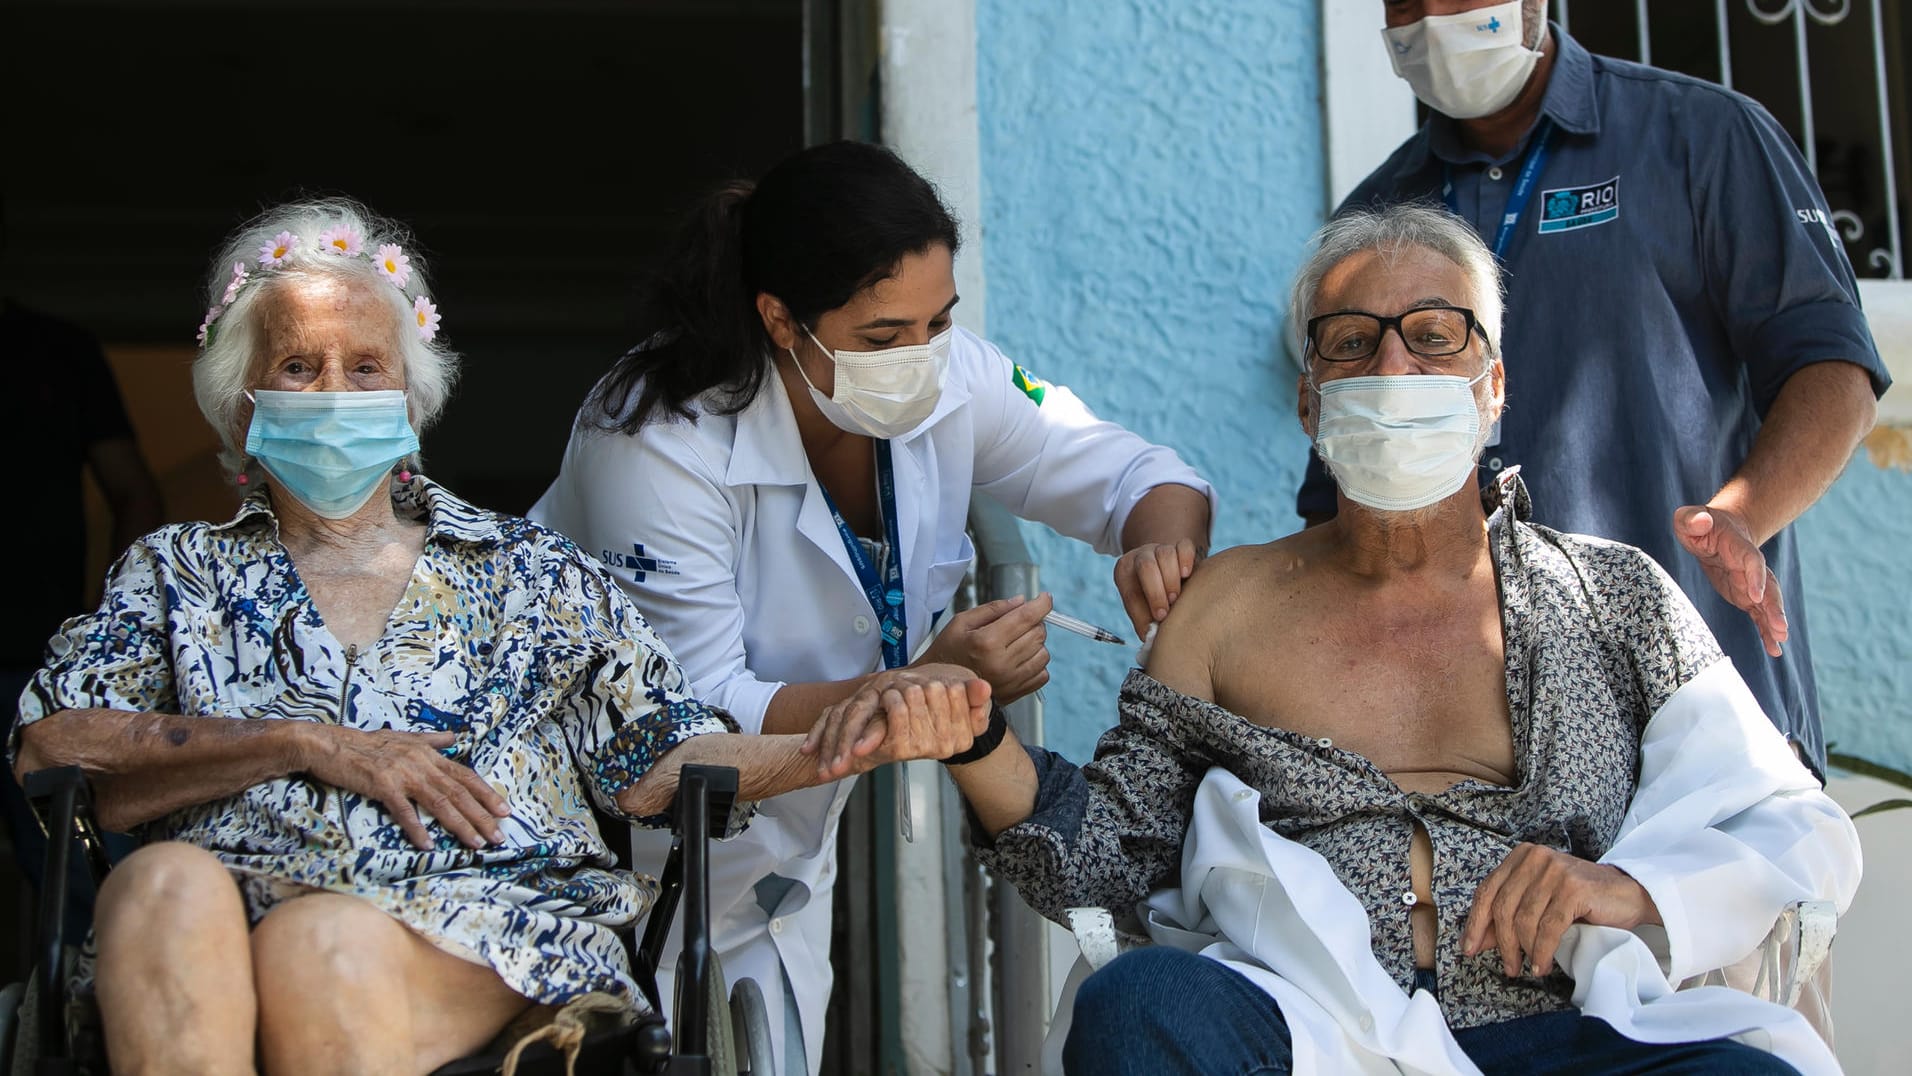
1114, 539, 1203, 638
1672, 504, 1787, 657
1461, 843, 1660, 978
297, 725, 510, 851
800, 665, 993, 782
914, 594, 1051, 703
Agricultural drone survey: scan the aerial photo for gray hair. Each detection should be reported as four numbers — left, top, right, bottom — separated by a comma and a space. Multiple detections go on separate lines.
191, 197, 461, 476
1288, 202, 1505, 369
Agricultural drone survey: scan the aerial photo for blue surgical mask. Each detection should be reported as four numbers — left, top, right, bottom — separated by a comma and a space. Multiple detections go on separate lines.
244, 389, 419, 519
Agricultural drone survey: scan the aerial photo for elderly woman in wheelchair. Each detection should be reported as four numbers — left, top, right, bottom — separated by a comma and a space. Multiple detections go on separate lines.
8, 198, 993, 1076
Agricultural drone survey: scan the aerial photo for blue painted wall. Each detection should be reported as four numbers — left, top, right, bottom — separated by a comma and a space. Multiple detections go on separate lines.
1797, 455, 1912, 774
974, 1, 1911, 773
975, 0, 1324, 762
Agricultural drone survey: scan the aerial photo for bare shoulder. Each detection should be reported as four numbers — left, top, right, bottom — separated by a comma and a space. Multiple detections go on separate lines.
1144, 533, 1320, 695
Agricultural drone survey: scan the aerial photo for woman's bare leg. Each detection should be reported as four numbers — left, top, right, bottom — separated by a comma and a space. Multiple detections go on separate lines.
251, 892, 531, 1076
93, 841, 257, 1076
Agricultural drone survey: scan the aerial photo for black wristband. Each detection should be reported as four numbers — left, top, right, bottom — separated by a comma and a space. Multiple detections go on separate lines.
941, 702, 1009, 766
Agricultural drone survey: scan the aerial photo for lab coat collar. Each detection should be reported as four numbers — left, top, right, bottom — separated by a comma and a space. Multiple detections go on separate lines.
727, 366, 812, 488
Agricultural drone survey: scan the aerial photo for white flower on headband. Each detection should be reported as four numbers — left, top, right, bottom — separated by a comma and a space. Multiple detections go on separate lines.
318, 224, 363, 258
413, 296, 441, 342
221, 262, 250, 305
375, 244, 412, 289
197, 304, 224, 345
258, 230, 299, 268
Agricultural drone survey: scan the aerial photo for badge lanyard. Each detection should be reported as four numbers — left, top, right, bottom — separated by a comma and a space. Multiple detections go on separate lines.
1443, 119, 1553, 450
1443, 118, 1555, 262
818, 439, 908, 671
817, 440, 917, 842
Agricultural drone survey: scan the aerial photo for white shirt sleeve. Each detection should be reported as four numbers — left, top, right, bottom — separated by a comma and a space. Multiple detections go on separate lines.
961, 332, 1215, 556
1599, 659, 1862, 982
531, 420, 785, 735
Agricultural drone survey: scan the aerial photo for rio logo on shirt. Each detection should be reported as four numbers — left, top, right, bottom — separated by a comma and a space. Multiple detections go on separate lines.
1538, 176, 1620, 233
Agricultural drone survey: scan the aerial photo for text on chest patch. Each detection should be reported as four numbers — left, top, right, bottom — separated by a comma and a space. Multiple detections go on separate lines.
1538, 176, 1620, 233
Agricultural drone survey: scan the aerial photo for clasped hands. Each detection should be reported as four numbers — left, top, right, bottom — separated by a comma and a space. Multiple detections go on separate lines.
801, 664, 994, 782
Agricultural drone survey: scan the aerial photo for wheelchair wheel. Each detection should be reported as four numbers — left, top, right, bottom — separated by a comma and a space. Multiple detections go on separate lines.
728, 977, 775, 1075
700, 951, 738, 1076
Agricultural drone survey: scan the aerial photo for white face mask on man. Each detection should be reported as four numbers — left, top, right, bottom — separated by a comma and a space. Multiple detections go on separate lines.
792, 325, 953, 440
1382, 1, 1543, 120
1311, 367, 1494, 513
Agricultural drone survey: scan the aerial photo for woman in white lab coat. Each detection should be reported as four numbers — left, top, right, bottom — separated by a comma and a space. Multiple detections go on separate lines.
531, 141, 1213, 1075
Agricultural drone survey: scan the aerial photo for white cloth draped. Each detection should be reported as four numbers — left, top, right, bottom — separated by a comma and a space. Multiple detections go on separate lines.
1048, 659, 1861, 1075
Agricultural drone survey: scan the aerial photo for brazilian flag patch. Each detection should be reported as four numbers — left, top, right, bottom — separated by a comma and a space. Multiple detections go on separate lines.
1011, 364, 1050, 406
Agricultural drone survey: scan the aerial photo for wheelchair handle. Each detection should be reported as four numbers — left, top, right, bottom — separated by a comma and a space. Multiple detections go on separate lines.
630, 763, 738, 1072
23, 765, 107, 1074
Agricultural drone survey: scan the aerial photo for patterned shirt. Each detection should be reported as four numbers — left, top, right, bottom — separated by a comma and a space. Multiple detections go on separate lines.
14, 477, 738, 1007
975, 473, 1725, 1029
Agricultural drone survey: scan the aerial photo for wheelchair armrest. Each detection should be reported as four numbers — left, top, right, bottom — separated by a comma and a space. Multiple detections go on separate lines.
1683, 897, 1838, 1008
1766, 899, 1837, 1007
1064, 907, 1123, 972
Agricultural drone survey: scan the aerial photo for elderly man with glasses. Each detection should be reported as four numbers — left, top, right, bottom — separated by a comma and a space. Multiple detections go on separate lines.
929, 205, 1860, 1076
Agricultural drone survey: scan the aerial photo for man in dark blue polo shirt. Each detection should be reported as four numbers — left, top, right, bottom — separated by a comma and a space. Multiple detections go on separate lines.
1301, 0, 1889, 779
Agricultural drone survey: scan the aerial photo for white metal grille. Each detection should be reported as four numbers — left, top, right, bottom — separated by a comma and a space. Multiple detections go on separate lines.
1556, 0, 1906, 279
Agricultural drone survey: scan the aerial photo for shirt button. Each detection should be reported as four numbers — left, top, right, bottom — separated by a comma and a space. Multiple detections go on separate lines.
1401, 891, 1419, 907
1234, 789, 1255, 803
1316, 736, 1333, 749
1359, 1012, 1375, 1032
853, 615, 870, 634
771, 918, 784, 935
1487, 166, 1504, 181
1487, 456, 1503, 471
1406, 794, 1427, 812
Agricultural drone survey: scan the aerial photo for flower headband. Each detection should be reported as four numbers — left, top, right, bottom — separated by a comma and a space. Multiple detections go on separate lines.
195, 225, 442, 346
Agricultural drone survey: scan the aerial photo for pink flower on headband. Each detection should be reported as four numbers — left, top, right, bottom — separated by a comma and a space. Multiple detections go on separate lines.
318, 224, 363, 258
221, 261, 250, 305
375, 244, 412, 289
258, 230, 299, 268
196, 304, 224, 345
413, 296, 441, 342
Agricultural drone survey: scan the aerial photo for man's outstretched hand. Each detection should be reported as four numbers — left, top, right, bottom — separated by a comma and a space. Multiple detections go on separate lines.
1673, 503, 1787, 657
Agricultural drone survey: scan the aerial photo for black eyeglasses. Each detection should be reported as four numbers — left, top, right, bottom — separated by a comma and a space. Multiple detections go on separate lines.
1304, 305, 1491, 364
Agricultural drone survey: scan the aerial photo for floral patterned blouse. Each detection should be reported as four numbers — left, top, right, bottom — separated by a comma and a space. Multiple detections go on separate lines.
974, 472, 1726, 1030
13, 476, 738, 1008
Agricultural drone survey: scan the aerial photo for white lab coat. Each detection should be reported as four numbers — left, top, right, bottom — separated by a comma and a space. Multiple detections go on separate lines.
1046, 659, 1861, 1075
531, 327, 1212, 1075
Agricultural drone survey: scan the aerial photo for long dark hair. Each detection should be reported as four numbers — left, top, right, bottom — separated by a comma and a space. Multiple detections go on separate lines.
591, 140, 961, 433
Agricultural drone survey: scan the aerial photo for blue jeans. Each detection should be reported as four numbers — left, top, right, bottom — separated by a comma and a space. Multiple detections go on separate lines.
1062, 948, 1800, 1076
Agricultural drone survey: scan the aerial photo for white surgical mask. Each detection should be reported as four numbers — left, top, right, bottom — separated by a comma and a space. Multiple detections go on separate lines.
1311, 368, 1492, 512
792, 326, 953, 439
1382, 1, 1542, 120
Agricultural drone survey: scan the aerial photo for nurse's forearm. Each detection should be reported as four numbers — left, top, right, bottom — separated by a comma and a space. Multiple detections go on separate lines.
620, 733, 822, 816
1120, 483, 1212, 555
760, 677, 883, 737
946, 730, 1039, 838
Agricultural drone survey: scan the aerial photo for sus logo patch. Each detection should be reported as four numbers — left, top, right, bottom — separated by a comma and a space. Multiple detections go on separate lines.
1538, 176, 1620, 233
